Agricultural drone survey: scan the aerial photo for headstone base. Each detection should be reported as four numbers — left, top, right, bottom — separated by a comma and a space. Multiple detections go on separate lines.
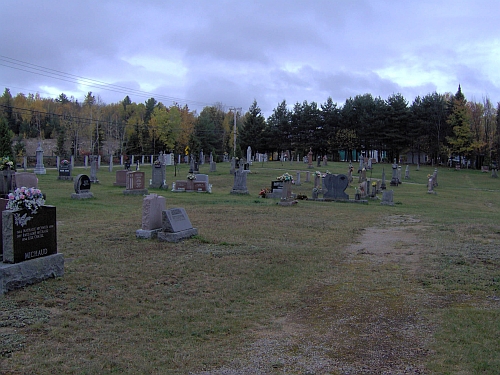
149, 183, 168, 190
123, 189, 149, 195
34, 167, 46, 175
71, 192, 94, 200
0, 253, 64, 294
57, 176, 73, 181
136, 228, 162, 239
278, 200, 298, 206
90, 179, 99, 184
157, 228, 198, 242
230, 189, 249, 195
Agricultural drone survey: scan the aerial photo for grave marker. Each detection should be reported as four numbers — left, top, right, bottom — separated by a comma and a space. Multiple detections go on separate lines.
150, 160, 167, 189
157, 208, 198, 242
71, 174, 94, 199
230, 163, 249, 195
114, 169, 128, 187
322, 174, 349, 200
124, 171, 148, 195
381, 190, 394, 206
2, 206, 57, 263
136, 194, 167, 239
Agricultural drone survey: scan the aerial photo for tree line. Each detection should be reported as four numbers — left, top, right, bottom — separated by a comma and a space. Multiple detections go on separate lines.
1, 85, 499, 168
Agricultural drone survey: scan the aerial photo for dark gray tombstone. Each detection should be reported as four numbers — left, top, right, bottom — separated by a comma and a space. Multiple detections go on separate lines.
0, 197, 9, 257
71, 174, 94, 199
2, 206, 57, 264
230, 157, 236, 174
0, 169, 13, 196
381, 168, 387, 190
57, 161, 73, 181
1, 204, 64, 294
322, 174, 349, 200
230, 163, 249, 195
390, 160, 398, 186
150, 162, 167, 189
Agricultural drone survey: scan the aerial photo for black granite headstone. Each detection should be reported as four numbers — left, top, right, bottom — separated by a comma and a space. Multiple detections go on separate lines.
271, 180, 283, 191
74, 174, 91, 193
3, 206, 57, 263
58, 166, 71, 177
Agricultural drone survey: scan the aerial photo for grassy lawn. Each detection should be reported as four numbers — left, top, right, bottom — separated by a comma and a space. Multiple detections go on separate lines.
1, 161, 499, 374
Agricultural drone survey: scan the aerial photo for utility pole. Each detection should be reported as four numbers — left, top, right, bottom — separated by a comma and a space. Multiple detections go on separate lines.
229, 107, 242, 156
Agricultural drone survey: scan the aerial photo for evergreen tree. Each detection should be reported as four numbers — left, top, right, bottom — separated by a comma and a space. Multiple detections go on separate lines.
239, 100, 266, 153
446, 85, 473, 166
0, 117, 14, 160
266, 100, 291, 154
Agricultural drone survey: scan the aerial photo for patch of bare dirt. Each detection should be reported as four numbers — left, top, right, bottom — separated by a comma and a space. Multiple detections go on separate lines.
193, 215, 435, 375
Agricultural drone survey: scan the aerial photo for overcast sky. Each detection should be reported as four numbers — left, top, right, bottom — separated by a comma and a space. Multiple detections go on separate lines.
1, 0, 498, 117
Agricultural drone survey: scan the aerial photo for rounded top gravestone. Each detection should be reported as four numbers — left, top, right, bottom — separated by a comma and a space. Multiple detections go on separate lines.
74, 174, 91, 194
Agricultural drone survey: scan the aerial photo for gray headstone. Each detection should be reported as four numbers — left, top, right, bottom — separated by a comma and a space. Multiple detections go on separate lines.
13, 172, 38, 189
230, 167, 249, 195
161, 208, 193, 232
90, 156, 99, 183
322, 174, 349, 199
381, 190, 394, 206
150, 163, 167, 189
34, 142, 46, 175
114, 170, 128, 186
141, 195, 166, 230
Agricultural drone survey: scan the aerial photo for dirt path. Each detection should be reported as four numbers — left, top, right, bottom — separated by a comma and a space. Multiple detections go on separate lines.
195, 215, 434, 374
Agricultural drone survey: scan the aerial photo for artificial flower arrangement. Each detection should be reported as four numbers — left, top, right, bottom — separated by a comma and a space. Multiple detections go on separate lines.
6, 187, 45, 227
6, 187, 45, 214
259, 188, 271, 197
60, 159, 70, 166
187, 173, 196, 180
0, 156, 14, 171
276, 172, 294, 183
154, 159, 162, 166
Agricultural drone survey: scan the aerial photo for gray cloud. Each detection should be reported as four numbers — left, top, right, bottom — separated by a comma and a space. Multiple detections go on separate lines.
1, 0, 498, 117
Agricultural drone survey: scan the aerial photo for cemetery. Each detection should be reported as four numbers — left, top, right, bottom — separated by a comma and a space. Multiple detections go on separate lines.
0, 158, 499, 374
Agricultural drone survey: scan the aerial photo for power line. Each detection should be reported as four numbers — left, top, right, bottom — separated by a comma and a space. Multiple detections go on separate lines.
0, 55, 224, 110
